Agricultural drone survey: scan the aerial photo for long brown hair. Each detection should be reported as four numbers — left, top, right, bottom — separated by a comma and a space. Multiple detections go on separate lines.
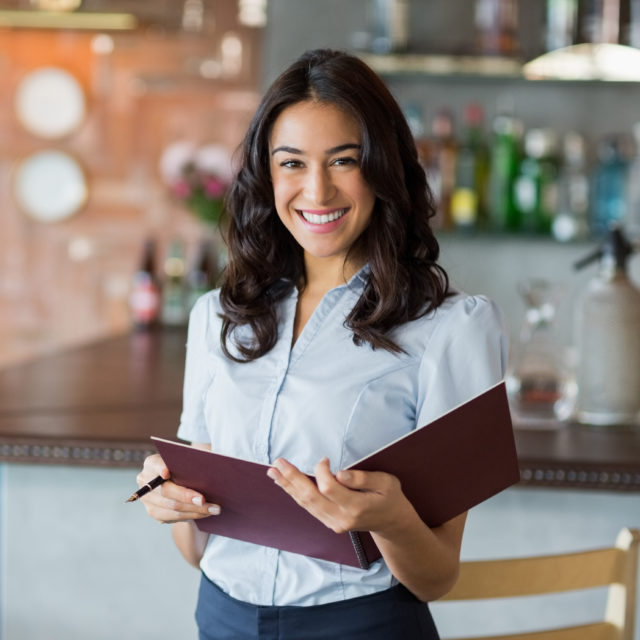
219, 49, 449, 361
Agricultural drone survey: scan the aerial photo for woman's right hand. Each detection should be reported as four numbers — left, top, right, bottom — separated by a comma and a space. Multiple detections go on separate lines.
137, 453, 221, 524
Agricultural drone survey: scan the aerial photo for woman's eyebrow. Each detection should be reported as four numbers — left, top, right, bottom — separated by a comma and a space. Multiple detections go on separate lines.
326, 143, 361, 154
271, 145, 302, 155
271, 142, 361, 156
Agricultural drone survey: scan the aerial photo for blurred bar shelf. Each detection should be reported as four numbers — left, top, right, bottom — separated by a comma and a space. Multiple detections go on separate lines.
360, 46, 640, 83
358, 52, 523, 79
0, 328, 638, 493
514, 422, 640, 492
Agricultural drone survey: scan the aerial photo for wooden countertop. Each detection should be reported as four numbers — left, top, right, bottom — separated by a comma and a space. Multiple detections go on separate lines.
0, 328, 639, 492
0, 328, 185, 468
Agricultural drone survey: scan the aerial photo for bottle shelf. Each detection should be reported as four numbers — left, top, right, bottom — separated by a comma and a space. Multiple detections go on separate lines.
359, 52, 523, 79
360, 43, 640, 83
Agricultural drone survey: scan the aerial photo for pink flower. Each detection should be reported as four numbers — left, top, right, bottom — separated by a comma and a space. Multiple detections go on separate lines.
171, 180, 192, 199
203, 176, 226, 198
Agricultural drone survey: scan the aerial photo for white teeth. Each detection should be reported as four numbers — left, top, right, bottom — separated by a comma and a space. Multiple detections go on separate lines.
300, 208, 347, 224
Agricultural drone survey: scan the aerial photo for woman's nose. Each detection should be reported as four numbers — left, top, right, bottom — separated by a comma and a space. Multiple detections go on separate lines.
303, 166, 335, 204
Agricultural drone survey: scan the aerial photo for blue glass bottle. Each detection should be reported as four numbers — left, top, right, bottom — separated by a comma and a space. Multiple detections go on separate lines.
590, 135, 631, 236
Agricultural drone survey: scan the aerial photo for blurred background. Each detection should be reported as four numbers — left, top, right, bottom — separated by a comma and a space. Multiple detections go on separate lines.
1, 1, 640, 639
1, 0, 640, 368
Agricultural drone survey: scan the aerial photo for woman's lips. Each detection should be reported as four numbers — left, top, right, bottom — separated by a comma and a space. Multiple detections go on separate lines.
296, 207, 349, 233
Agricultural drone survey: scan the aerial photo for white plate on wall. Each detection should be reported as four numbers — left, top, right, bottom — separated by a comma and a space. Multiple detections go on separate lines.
14, 66, 86, 139
13, 150, 88, 223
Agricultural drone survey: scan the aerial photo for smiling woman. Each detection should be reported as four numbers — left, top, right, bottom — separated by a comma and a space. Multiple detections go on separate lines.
220, 48, 452, 362
269, 101, 375, 282
135, 48, 509, 640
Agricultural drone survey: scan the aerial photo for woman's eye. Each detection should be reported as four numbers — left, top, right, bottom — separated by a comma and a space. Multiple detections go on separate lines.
332, 156, 358, 167
281, 159, 303, 169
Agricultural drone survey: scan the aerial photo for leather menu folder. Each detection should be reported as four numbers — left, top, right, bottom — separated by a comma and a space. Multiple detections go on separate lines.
152, 380, 520, 569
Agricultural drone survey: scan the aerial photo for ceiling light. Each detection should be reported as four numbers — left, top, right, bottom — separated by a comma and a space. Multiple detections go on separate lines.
0, 9, 137, 30
523, 43, 640, 82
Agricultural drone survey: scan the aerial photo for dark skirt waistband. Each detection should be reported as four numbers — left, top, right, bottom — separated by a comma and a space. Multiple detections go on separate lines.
195, 572, 441, 640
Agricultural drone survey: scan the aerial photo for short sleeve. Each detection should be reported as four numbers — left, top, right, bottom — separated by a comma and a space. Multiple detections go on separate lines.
176, 293, 217, 443
415, 294, 509, 427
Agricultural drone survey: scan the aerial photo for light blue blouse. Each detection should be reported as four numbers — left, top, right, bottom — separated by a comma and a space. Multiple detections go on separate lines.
177, 269, 508, 606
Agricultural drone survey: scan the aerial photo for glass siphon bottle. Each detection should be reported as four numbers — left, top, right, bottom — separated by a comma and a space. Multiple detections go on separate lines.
574, 226, 640, 425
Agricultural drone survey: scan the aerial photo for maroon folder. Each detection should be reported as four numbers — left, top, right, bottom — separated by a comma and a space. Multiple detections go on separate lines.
152, 380, 520, 569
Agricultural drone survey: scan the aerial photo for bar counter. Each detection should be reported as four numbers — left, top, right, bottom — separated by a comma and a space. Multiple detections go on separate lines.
0, 327, 639, 492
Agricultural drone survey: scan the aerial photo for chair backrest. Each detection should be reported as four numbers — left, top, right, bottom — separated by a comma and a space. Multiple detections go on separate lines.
439, 527, 640, 640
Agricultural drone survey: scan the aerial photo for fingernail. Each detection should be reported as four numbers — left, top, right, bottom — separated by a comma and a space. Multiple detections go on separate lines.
192, 496, 203, 506
339, 470, 351, 481
208, 505, 221, 515
267, 468, 276, 480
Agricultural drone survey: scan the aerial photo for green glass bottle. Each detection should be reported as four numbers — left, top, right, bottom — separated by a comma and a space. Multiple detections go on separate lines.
451, 103, 490, 230
161, 237, 187, 327
488, 114, 523, 231
513, 128, 560, 235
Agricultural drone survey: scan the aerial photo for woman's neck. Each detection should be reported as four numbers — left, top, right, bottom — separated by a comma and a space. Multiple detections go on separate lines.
302, 253, 364, 296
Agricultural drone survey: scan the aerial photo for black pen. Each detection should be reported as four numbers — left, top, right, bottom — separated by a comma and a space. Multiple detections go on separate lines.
125, 475, 166, 503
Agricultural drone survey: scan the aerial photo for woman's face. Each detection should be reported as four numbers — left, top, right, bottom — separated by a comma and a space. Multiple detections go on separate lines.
269, 100, 376, 275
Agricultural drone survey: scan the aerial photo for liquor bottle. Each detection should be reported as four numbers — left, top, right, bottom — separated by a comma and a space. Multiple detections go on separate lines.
579, 0, 624, 43
369, 0, 409, 54
474, 0, 519, 56
186, 239, 216, 311
488, 113, 523, 231
129, 238, 161, 330
631, 0, 640, 47
513, 128, 559, 235
552, 132, 591, 242
590, 135, 631, 236
161, 237, 187, 327
625, 122, 640, 237
403, 103, 430, 166
545, 0, 579, 51
451, 103, 490, 230
425, 108, 457, 229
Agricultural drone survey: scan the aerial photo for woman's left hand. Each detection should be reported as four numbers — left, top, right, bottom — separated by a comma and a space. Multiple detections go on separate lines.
268, 456, 466, 602
267, 457, 414, 537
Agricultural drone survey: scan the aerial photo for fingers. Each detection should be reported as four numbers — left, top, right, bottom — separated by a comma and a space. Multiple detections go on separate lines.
267, 458, 337, 522
336, 467, 399, 494
267, 458, 358, 534
138, 453, 221, 524
143, 480, 222, 524
267, 457, 410, 535
138, 453, 170, 484
267, 458, 318, 499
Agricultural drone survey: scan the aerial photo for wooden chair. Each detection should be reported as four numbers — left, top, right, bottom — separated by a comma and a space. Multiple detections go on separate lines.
439, 527, 640, 640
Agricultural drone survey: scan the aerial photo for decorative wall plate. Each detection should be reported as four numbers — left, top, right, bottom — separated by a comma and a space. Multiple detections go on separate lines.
14, 66, 86, 139
13, 150, 88, 223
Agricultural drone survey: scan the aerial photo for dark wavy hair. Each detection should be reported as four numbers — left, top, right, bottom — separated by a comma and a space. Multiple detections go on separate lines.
219, 48, 450, 361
